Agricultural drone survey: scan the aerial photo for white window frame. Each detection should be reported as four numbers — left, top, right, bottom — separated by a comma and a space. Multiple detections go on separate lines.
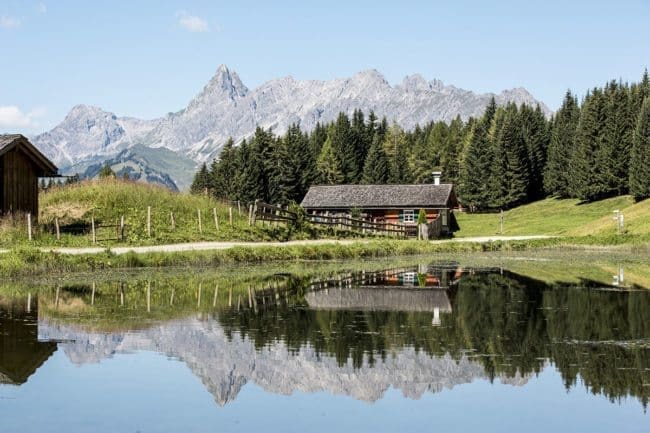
403, 209, 415, 223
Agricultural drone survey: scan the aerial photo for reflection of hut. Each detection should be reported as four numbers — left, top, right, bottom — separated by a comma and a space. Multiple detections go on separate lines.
0, 297, 57, 385
305, 288, 452, 312
305, 288, 452, 326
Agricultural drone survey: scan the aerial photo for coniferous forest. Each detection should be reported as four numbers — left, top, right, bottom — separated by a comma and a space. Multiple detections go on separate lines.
191, 71, 650, 210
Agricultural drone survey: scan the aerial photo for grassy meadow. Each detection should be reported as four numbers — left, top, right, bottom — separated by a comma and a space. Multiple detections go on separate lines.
455, 196, 650, 240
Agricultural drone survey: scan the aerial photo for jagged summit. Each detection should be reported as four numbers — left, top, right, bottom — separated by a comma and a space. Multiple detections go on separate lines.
33, 65, 551, 189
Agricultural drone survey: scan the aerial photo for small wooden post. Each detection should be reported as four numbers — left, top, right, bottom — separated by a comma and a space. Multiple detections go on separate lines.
147, 281, 151, 313
229, 207, 233, 225
91, 282, 96, 305
147, 206, 152, 237
170, 289, 175, 306
213, 208, 219, 231
120, 215, 125, 241
500, 210, 504, 235
248, 204, 253, 226
252, 200, 258, 225
55, 286, 60, 308
197, 283, 202, 308
91, 216, 96, 244
213, 284, 218, 307
197, 209, 202, 234
55, 217, 60, 241
170, 212, 176, 231
27, 213, 32, 241
27, 292, 31, 313
237, 201, 241, 215
228, 287, 233, 307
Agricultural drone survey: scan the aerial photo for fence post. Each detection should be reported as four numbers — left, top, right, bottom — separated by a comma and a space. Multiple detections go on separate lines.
237, 201, 241, 215
213, 208, 219, 231
252, 200, 258, 225
55, 217, 60, 240
248, 204, 253, 226
197, 209, 202, 234
170, 212, 176, 231
147, 206, 151, 237
91, 216, 96, 244
27, 213, 32, 241
120, 215, 125, 241
229, 207, 233, 225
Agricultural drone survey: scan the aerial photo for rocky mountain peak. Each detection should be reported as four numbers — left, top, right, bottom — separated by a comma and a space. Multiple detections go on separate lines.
401, 74, 431, 92
199, 64, 248, 101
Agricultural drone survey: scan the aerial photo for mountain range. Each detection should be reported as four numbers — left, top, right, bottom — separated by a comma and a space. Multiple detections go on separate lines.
33, 65, 551, 190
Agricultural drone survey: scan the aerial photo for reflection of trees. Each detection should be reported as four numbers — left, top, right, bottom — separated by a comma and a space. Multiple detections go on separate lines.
219, 271, 650, 405
543, 289, 650, 407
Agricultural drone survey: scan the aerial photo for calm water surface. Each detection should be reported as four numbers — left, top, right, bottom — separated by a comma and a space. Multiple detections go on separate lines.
1, 258, 649, 432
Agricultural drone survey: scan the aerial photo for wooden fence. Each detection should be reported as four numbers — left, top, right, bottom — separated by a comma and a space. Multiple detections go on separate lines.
254, 201, 415, 238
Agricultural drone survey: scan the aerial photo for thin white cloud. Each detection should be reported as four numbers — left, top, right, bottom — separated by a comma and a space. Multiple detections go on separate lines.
37, 2, 47, 14
177, 11, 209, 33
0, 106, 46, 129
0, 16, 21, 29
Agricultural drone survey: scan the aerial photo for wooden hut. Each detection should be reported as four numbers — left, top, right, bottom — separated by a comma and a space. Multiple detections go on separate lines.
0, 134, 58, 219
300, 183, 460, 236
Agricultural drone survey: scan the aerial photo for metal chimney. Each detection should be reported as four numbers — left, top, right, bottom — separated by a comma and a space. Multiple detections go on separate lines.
432, 171, 442, 185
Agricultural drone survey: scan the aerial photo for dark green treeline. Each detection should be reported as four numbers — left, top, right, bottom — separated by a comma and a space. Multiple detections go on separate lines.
192, 70, 650, 209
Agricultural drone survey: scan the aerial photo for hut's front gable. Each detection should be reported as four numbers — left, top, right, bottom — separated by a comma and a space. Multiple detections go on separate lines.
0, 134, 58, 217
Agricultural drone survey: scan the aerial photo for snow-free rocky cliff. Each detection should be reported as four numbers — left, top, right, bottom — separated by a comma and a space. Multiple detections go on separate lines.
33, 65, 550, 189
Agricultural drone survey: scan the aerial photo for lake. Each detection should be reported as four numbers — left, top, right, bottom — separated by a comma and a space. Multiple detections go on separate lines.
1, 254, 649, 432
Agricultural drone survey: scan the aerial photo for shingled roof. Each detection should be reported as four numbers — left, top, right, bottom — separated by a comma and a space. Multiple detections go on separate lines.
301, 184, 455, 209
0, 134, 58, 175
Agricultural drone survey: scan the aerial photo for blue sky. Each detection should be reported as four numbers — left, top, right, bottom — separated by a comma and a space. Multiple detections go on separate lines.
1, 0, 649, 134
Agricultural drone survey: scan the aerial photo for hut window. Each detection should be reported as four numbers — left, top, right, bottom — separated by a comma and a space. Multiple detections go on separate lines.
442, 210, 448, 226
402, 209, 415, 223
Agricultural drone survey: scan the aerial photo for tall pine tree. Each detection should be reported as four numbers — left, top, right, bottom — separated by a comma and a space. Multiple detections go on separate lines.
629, 97, 650, 201
544, 91, 580, 197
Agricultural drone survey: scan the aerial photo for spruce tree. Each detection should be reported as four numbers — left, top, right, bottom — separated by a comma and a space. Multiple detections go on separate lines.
316, 136, 344, 185
629, 97, 650, 201
458, 98, 497, 211
309, 122, 328, 159
601, 81, 634, 196
190, 163, 209, 194
330, 112, 358, 183
544, 91, 580, 197
570, 89, 607, 201
502, 106, 531, 207
210, 138, 241, 201
440, 116, 465, 186
521, 104, 550, 200
362, 137, 390, 184
286, 124, 315, 201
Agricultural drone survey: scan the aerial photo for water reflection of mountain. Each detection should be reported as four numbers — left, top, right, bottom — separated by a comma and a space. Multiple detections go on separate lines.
38, 318, 519, 405
2, 265, 650, 408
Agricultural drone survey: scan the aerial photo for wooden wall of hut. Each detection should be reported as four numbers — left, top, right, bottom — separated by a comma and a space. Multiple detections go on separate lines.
1, 147, 40, 219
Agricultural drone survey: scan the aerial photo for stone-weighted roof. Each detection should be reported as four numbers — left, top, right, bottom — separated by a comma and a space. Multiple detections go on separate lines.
301, 184, 455, 209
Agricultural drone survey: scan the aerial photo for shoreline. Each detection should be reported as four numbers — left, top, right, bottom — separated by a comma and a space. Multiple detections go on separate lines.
1, 236, 648, 278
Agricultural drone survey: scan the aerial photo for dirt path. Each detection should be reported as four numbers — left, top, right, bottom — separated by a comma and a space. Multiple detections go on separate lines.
0, 235, 555, 256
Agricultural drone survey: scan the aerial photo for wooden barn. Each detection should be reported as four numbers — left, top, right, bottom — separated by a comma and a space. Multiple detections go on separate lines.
0, 134, 58, 219
300, 183, 460, 237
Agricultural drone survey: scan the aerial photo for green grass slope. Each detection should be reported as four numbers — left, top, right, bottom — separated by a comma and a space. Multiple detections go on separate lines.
455, 196, 649, 238
36, 178, 263, 245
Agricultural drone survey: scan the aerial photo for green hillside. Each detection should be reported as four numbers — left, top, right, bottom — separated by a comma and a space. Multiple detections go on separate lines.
36, 178, 264, 245
455, 196, 650, 238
